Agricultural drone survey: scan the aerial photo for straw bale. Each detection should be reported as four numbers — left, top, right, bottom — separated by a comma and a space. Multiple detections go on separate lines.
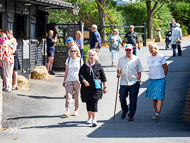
31, 66, 51, 79
17, 75, 28, 90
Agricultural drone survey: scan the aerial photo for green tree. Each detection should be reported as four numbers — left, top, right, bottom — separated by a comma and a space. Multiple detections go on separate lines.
145, 0, 169, 39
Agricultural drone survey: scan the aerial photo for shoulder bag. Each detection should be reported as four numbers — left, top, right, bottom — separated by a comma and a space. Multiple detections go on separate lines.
89, 62, 101, 89
176, 31, 181, 43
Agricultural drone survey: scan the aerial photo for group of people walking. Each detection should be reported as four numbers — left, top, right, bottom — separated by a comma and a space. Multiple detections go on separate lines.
0, 29, 20, 93
61, 24, 168, 127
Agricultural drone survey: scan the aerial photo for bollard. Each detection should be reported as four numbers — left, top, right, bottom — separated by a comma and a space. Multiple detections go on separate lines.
155, 28, 162, 42
0, 78, 2, 129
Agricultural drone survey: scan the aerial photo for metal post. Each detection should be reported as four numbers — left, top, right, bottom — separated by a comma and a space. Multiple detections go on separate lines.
5, 0, 7, 29
29, 6, 31, 72
143, 22, 146, 46
79, 21, 81, 32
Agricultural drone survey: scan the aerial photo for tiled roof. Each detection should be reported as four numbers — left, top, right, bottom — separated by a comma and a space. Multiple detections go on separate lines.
34, 0, 74, 9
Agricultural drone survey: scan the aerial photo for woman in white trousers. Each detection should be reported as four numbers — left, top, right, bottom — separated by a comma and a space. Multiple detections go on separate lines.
0, 34, 14, 93
108, 29, 122, 66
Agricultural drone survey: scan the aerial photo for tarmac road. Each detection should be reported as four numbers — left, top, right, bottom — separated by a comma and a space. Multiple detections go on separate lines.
0, 39, 190, 143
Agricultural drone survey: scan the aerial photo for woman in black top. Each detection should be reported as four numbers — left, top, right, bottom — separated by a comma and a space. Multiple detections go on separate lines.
79, 49, 107, 127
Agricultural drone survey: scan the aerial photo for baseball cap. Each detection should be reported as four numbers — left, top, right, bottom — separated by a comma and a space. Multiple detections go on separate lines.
65, 37, 74, 45
125, 44, 133, 49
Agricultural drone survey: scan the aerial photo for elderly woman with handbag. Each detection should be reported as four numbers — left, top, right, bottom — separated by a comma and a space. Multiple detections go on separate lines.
145, 43, 168, 120
171, 23, 182, 57
108, 28, 122, 66
79, 49, 107, 127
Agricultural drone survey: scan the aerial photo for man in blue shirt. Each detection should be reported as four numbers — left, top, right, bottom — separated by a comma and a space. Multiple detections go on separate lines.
90, 24, 101, 62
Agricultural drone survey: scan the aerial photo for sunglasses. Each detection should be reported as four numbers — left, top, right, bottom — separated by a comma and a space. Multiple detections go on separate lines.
71, 50, 76, 53
125, 49, 132, 51
113, 31, 116, 32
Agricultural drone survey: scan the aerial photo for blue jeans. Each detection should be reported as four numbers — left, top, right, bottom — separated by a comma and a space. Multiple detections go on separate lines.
119, 81, 140, 117
133, 48, 136, 55
172, 44, 182, 56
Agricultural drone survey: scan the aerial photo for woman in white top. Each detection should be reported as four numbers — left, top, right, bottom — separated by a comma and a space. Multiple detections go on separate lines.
62, 46, 83, 117
171, 23, 182, 56
108, 28, 122, 66
145, 43, 168, 120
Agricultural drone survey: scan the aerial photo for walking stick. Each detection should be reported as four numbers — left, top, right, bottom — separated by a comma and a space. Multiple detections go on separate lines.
113, 70, 120, 120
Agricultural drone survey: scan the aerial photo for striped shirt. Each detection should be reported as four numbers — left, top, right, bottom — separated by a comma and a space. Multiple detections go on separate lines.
117, 55, 143, 86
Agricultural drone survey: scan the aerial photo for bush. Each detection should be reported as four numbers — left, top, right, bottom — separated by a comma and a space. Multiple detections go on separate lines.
83, 45, 90, 62
117, 2, 173, 38
168, 2, 189, 36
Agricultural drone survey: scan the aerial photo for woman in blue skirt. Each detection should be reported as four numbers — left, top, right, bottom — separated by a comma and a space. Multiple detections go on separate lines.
145, 43, 168, 120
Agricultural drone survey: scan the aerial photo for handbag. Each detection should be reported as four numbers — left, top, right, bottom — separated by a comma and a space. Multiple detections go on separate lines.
89, 62, 101, 89
176, 31, 181, 43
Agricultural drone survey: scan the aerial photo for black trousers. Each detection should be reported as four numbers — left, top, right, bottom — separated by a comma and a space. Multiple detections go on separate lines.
86, 99, 99, 112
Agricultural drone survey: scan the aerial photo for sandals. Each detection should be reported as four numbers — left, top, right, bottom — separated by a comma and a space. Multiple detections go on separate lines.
73, 111, 78, 116
63, 112, 70, 117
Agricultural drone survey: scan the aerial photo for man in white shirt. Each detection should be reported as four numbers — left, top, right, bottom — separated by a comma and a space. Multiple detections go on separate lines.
117, 44, 143, 121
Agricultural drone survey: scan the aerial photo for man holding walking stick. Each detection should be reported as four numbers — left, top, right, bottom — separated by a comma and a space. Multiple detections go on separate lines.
117, 44, 143, 121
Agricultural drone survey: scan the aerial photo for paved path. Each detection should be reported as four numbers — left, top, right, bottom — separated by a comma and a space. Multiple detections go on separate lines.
0, 40, 190, 143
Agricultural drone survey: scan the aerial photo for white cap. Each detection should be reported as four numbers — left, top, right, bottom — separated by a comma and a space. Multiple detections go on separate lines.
125, 44, 133, 49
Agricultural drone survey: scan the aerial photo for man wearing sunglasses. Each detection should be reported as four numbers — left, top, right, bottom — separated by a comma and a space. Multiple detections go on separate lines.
122, 25, 140, 55
117, 44, 143, 121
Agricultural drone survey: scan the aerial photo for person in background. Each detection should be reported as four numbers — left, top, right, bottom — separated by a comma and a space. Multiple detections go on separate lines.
75, 31, 84, 59
0, 34, 15, 93
65, 37, 80, 58
108, 28, 122, 66
169, 18, 176, 31
145, 43, 168, 120
79, 49, 107, 127
121, 25, 140, 55
6, 29, 19, 90
90, 24, 101, 62
117, 44, 143, 121
165, 28, 173, 49
47, 30, 57, 75
171, 23, 182, 57
62, 46, 83, 117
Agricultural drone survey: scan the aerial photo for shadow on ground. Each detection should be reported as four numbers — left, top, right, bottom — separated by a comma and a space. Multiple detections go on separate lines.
86, 45, 190, 138
5, 46, 190, 138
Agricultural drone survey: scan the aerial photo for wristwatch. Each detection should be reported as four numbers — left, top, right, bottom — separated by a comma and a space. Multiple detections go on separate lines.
104, 87, 107, 89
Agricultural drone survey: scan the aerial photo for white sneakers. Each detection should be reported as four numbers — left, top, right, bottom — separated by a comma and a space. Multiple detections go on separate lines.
92, 120, 97, 127
86, 118, 97, 127
155, 113, 160, 120
86, 118, 92, 124
152, 113, 160, 120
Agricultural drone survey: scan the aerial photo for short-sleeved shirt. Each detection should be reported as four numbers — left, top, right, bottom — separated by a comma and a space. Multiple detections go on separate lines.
47, 36, 55, 51
90, 30, 101, 49
124, 31, 139, 49
65, 57, 83, 81
75, 38, 83, 49
147, 53, 166, 79
117, 55, 143, 86
169, 23, 176, 30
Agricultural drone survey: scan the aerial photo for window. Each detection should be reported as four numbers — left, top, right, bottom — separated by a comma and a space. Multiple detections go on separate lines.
31, 24, 35, 39
7, 23, 13, 31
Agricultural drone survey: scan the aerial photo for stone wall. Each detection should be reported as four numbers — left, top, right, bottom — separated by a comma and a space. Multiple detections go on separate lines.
182, 80, 190, 122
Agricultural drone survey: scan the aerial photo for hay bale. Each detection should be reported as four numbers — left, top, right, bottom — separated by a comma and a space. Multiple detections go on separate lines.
31, 66, 51, 79
17, 75, 29, 90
